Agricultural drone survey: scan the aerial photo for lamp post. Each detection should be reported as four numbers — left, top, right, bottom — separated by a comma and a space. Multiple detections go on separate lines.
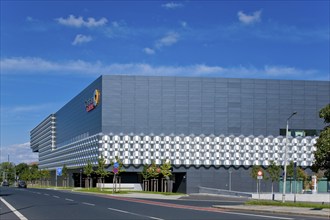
80, 169, 82, 188
229, 170, 232, 191
282, 111, 297, 203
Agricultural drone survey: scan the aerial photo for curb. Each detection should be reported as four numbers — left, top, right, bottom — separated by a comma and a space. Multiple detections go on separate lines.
212, 205, 330, 218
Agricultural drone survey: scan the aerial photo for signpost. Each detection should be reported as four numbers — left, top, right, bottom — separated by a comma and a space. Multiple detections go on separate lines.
56, 167, 62, 188
257, 170, 263, 200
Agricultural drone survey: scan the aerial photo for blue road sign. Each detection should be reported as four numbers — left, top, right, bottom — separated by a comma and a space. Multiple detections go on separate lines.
114, 162, 119, 168
56, 167, 62, 176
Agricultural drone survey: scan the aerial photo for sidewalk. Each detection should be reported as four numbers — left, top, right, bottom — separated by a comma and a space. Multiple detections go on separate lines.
108, 192, 330, 217
212, 204, 330, 218
107, 192, 186, 200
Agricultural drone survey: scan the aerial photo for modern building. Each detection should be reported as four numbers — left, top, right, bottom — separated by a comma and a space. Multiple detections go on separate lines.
30, 75, 330, 193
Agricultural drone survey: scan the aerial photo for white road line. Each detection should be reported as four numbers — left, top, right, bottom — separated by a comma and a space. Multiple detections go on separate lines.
36, 192, 41, 195
65, 198, 74, 202
53, 196, 60, 199
107, 207, 164, 220
0, 197, 28, 220
224, 211, 294, 220
82, 202, 95, 206
44, 193, 49, 196
107, 208, 129, 213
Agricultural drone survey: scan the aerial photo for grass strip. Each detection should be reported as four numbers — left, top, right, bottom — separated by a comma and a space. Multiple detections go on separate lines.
245, 200, 330, 209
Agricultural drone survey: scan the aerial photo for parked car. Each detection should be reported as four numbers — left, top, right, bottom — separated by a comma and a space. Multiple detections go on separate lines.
18, 180, 27, 188
2, 181, 9, 187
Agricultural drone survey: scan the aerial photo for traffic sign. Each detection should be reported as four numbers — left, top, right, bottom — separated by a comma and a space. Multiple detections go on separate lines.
113, 168, 119, 174
257, 176, 263, 180
114, 162, 119, 168
56, 168, 62, 176
257, 170, 263, 176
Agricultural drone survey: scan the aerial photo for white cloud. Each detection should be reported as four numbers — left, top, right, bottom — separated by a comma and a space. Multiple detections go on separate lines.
143, 32, 180, 54
72, 34, 92, 45
143, 47, 155, 55
56, 15, 108, 28
155, 32, 179, 49
0, 57, 323, 80
162, 2, 183, 9
0, 142, 38, 164
237, 10, 262, 25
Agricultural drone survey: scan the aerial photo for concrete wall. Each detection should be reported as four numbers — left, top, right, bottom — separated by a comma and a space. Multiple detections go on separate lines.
184, 166, 279, 194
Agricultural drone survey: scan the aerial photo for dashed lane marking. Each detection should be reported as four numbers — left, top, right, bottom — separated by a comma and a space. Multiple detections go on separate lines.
65, 198, 74, 202
53, 196, 60, 199
82, 202, 95, 206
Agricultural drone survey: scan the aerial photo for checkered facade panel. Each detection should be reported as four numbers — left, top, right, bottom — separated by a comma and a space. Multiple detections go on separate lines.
99, 134, 317, 167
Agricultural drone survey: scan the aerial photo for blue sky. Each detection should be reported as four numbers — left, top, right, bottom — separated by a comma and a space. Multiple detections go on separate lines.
1, 1, 329, 164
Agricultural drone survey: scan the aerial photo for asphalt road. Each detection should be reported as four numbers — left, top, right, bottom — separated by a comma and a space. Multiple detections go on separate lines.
0, 187, 327, 220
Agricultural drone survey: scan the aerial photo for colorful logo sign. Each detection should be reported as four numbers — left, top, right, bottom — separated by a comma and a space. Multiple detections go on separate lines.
85, 89, 100, 112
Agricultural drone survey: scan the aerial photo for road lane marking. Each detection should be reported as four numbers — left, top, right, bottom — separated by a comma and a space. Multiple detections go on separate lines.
107, 207, 164, 220
53, 196, 60, 199
82, 202, 95, 206
0, 197, 28, 220
44, 193, 49, 196
108, 196, 292, 220
107, 207, 129, 213
36, 192, 41, 195
65, 198, 74, 202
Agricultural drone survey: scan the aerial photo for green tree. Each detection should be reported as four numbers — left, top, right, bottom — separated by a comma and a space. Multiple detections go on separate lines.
160, 160, 172, 179
0, 162, 15, 184
297, 167, 308, 191
62, 164, 68, 187
313, 104, 330, 179
15, 163, 29, 179
286, 161, 295, 193
147, 160, 161, 179
95, 157, 109, 191
39, 169, 51, 186
84, 161, 94, 189
141, 164, 151, 180
30, 164, 39, 185
266, 161, 281, 194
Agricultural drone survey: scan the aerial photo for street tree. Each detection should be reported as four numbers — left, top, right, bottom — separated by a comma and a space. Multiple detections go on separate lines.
15, 163, 29, 179
95, 157, 109, 191
0, 162, 15, 184
30, 164, 39, 185
160, 160, 172, 179
286, 161, 295, 193
84, 161, 94, 189
313, 104, 330, 179
62, 164, 68, 187
266, 161, 281, 194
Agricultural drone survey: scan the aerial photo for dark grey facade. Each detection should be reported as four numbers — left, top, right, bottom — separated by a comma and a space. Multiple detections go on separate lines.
31, 75, 329, 193
102, 75, 328, 136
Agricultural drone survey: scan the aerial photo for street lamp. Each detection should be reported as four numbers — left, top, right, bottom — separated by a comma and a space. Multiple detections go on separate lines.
282, 111, 297, 203
80, 169, 82, 188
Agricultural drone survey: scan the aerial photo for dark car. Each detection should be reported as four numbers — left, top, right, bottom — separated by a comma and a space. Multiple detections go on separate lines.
2, 181, 9, 187
18, 180, 27, 188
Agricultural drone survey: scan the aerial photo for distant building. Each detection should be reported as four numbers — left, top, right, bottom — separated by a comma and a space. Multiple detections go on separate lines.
30, 75, 330, 193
